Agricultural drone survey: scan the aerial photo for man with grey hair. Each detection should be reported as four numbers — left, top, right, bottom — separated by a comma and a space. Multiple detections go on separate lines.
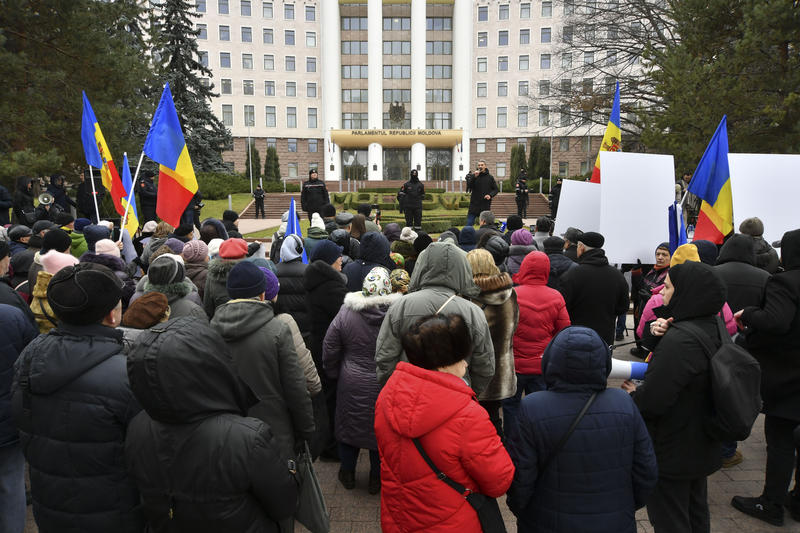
475, 210, 502, 243
739, 217, 780, 274
465, 160, 498, 226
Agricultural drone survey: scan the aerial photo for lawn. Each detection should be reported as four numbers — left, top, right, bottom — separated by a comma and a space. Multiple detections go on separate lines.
201, 193, 252, 221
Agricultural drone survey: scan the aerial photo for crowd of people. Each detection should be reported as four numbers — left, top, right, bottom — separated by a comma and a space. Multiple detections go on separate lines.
0, 175, 798, 533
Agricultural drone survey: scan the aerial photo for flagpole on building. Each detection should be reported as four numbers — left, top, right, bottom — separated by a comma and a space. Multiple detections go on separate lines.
118, 151, 145, 243
88, 167, 101, 223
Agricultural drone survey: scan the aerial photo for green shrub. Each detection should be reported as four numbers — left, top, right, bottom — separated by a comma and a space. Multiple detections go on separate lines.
196, 172, 250, 200
440, 194, 462, 210
331, 192, 351, 206
261, 181, 300, 193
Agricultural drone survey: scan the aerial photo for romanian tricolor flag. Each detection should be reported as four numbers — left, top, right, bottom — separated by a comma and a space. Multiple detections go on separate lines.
688, 116, 733, 244
119, 153, 139, 237
590, 82, 622, 183
143, 83, 198, 227
80, 92, 127, 216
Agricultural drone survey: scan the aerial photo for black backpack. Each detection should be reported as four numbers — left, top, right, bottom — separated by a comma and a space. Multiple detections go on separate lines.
673, 318, 762, 442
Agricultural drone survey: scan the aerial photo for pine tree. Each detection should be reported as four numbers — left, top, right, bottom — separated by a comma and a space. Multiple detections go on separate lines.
149, 0, 232, 172
244, 140, 262, 183
264, 147, 281, 181
528, 138, 551, 181
510, 145, 527, 181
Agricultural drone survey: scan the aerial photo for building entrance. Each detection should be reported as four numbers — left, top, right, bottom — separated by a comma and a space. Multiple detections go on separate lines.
426, 149, 452, 181
342, 149, 368, 180
383, 149, 410, 180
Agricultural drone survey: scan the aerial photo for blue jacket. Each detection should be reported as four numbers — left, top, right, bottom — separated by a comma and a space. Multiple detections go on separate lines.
0, 304, 37, 447
507, 326, 657, 533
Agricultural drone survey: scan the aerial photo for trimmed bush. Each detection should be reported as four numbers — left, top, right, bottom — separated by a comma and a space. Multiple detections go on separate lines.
196, 172, 250, 200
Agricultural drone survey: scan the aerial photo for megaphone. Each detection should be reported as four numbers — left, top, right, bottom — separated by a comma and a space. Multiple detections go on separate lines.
38, 192, 54, 206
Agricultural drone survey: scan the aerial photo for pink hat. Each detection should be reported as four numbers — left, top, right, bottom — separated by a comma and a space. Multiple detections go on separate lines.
94, 239, 121, 258
40, 251, 80, 275
182, 240, 209, 263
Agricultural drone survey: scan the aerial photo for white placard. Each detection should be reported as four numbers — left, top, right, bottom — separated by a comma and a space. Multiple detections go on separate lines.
599, 152, 676, 264
729, 153, 800, 245
553, 180, 601, 238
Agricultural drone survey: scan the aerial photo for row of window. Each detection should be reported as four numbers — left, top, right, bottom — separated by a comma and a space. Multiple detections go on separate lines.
196, 0, 314, 21
198, 25, 316, 47
343, 88, 453, 104
219, 79, 317, 98
478, 28, 552, 47
475, 106, 596, 129
477, 78, 614, 98
474, 51, 637, 72
200, 51, 320, 72
477, 2, 541, 21
347, 64, 451, 79
340, 17, 452, 31
340, 113, 454, 130
221, 104, 317, 129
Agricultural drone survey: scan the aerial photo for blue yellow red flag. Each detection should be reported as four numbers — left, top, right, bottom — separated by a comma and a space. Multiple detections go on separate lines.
142, 83, 198, 227
590, 82, 622, 183
119, 153, 139, 237
687, 116, 733, 244
668, 202, 688, 254
80, 91, 127, 216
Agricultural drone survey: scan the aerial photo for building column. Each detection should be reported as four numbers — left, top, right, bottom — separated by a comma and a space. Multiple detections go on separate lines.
369, 143, 383, 181
411, 143, 426, 181
409, 0, 427, 179
451, 0, 472, 181
321, 0, 342, 181
367, 0, 383, 180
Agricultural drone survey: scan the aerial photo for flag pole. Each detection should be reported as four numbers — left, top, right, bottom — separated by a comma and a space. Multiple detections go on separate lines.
88, 167, 101, 223
118, 151, 145, 243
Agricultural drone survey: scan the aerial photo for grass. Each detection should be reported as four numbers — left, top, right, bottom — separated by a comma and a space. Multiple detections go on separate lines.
202, 193, 252, 221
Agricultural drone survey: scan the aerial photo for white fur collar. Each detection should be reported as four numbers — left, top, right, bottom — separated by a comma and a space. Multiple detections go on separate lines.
343, 291, 402, 311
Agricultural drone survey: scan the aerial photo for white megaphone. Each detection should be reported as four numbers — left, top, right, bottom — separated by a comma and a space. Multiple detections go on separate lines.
38, 192, 54, 206
609, 358, 648, 380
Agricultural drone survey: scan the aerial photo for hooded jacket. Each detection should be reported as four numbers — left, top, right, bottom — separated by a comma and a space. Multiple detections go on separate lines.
304, 259, 348, 367
632, 262, 725, 479
183, 260, 208, 300
750, 235, 780, 274
0, 304, 37, 448
458, 225, 478, 252
375, 242, 496, 396
304, 226, 329, 257
740, 229, 800, 421
124, 317, 297, 533
375, 362, 514, 533
12, 178, 35, 224
559, 248, 629, 346
12, 323, 143, 533
507, 327, 657, 533
513, 252, 571, 375
545, 251, 577, 292
715, 234, 770, 314
143, 278, 208, 322
506, 230, 538, 275
69, 231, 88, 258
211, 299, 315, 458
274, 258, 310, 341
342, 231, 395, 292
203, 257, 241, 318
323, 291, 401, 450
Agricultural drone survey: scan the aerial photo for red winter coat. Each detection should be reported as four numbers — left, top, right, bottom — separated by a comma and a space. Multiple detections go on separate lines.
512, 252, 571, 375
374, 362, 514, 533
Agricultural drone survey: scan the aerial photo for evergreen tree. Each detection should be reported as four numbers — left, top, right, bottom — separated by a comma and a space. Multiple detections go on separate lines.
149, 0, 232, 172
264, 146, 281, 181
528, 138, 551, 180
244, 140, 261, 183
510, 144, 527, 181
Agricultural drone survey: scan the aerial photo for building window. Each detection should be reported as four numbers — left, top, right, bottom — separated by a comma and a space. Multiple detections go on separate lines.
426, 17, 452, 30
284, 3, 294, 19
307, 83, 317, 97
222, 104, 233, 126
561, 79, 572, 94
519, 80, 529, 95
196, 0, 206, 13
383, 17, 411, 31
263, 28, 273, 43
308, 108, 317, 128
342, 113, 368, 129
219, 52, 231, 68
518, 106, 529, 127
288, 163, 298, 178
519, 55, 529, 71
263, 54, 274, 70
425, 112, 452, 129
559, 138, 569, 151
199, 51, 209, 67
342, 65, 368, 78
497, 138, 506, 152
384, 88, 410, 102
197, 24, 207, 39
305, 5, 315, 21
425, 65, 452, 79
498, 30, 508, 46
582, 78, 594, 94
477, 82, 487, 98
286, 81, 296, 96
285, 29, 295, 45
606, 51, 617, 66
218, 0, 228, 14
425, 41, 451, 55
541, 27, 551, 43
383, 41, 411, 54
539, 106, 550, 126
496, 162, 507, 178
562, 53, 572, 69
499, 4, 509, 19
584, 51, 595, 65
425, 89, 452, 103
563, 25, 573, 43
265, 106, 276, 126
384, 65, 411, 79
477, 57, 487, 72
219, 25, 230, 41
306, 32, 316, 47
520, 29, 530, 45
542, 1, 552, 17
560, 105, 571, 127
266, 137, 276, 148
242, 53, 253, 69
221, 78, 232, 94
520, 2, 531, 18
539, 80, 550, 96
477, 32, 487, 47
559, 162, 569, 176
287, 107, 297, 128
243, 79, 254, 95
288, 138, 297, 152
306, 57, 316, 72
241, 0, 251, 15
264, 80, 274, 96
346, 89, 370, 102
476, 108, 486, 128
498, 56, 508, 71
343, 17, 369, 30
244, 105, 255, 126
498, 81, 508, 96
497, 107, 507, 127
476, 138, 486, 152
285, 55, 295, 71
308, 139, 318, 152
477, 6, 487, 21
262, 1, 272, 18
241, 26, 252, 42
540, 54, 551, 69
343, 41, 369, 54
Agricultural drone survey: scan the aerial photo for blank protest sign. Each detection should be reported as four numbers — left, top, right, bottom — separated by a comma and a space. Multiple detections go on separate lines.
599, 152, 676, 264
553, 180, 601, 238
730, 153, 800, 245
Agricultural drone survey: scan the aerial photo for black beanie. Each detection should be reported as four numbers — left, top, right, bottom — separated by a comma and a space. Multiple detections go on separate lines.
41, 229, 72, 254
227, 261, 267, 299
47, 263, 123, 325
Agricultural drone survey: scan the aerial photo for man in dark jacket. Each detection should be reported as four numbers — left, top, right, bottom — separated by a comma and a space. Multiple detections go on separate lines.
12, 177, 35, 225
0, 182, 14, 225
125, 316, 298, 533
550, 178, 563, 219
301, 169, 329, 221
76, 173, 105, 222
274, 234, 311, 339
253, 184, 265, 218
46, 175, 77, 213
204, 238, 247, 318
508, 326, 657, 533
342, 232, 395, 292
0, 241, 36, 324
466, 160, 498, 226
137, 172, 158, 223
515, 170, 529, 218
559, 232, 629, 346
400, 169, 425, 230
543, 236, 576, 292
715, 234, 770, 315
475, 210, 502, 243
739, 217, 781, 274
12, 262, 144, 533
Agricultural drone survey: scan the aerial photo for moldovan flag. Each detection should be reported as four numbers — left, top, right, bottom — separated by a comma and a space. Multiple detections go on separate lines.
143, 83, 198, 227
81, 91, 127, 215
120, 153, 139, 237
590, 82, 622, 183
688, 116, 733, 244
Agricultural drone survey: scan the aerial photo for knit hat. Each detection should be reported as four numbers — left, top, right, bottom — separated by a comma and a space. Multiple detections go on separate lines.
578, 231, 604, 248
181, 240, 209, 263
98, 220, 114, 231
483, 235, 510, 266
47, 263, 123, 325
670, 243, 700, 267
148, 254, 185, 285
511, 228, 533, 246
321, 204, 336, 218
413, 232, 433, 255
280, 234, 304, 262
543, 236, 565, 254
399, 227, 418, 243
74, 218, 92, 233
655, 242, 670, 253
362, 267, 392, 297
310, 239, 343, 265
438, 231, 457, 244
54, 212, 75, 227
9, 225, 32, 241
40, 250, 79, 275
208, 238, 224, 258
83, 224, 111, 252
259, 267, 280, 300
94, 239, 121, 258
165, 238, 185, 255
219, 238, 248, 259
467, 248, 501, 277
505, 215, 523, 233
41, 228, 72, 254
389, 252, 405, 268
227, 261, 267, 299
382, 223, 402, 242
310, 213, 326, 231
390, 268, 410, 294
122, 292, 170, 329
32, 220, 56, 235
142, 220, 158, 234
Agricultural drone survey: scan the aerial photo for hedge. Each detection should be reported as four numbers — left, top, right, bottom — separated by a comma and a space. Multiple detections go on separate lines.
196, 172, 250, 200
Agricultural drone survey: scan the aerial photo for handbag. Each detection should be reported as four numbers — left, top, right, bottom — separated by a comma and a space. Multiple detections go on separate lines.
539, 391, 597, 473
412, 438, 507, 533
293, 441, 330, 533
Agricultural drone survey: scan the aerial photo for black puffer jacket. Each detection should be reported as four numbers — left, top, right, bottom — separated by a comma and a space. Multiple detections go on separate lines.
546, 252, 577, 293
12, 178, 35, 224
125, 317, 297, 533
12, 323, 143, 533
751, 236, 780, 274
304, 260, 348, 368
275, 258, 310, 340
715, 234, 770, 314
342, 232, 395, 292
632, 262, 725, 479
466, 170, 499, 215
0, 304, 37, 448
399, 177, 425, 209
